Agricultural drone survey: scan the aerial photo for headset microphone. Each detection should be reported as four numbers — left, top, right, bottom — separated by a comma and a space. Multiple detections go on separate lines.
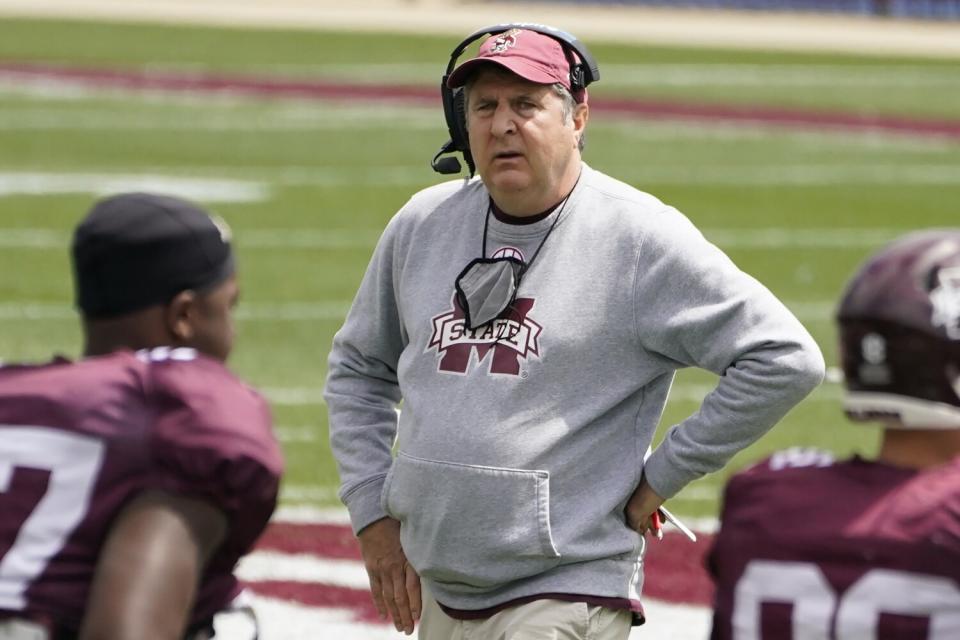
431, 145, 462, 175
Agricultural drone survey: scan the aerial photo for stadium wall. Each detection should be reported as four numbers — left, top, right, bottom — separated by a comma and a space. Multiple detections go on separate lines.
520, 0, 960, 20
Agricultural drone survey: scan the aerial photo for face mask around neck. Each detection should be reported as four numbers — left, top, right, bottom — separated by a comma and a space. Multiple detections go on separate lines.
454, 256, 525, 330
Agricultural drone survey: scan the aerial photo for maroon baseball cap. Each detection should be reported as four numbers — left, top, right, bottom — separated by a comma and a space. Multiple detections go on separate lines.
447, 28, 587, 103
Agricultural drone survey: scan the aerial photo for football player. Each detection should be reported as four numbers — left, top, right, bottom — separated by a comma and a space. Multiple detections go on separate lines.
708, 229, 960, 639
0, 193, 282, 639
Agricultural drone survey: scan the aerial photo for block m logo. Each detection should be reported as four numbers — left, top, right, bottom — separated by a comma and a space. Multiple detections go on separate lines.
427, 295, 542, 376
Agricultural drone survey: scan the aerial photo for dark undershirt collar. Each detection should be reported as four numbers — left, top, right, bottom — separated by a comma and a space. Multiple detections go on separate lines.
490, 198, 560, 225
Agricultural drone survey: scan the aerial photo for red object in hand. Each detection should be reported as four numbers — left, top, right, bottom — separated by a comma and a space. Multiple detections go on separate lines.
651, 510, 664, 541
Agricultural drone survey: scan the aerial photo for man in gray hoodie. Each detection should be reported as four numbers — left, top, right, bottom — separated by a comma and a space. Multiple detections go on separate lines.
324, 24, 825, 639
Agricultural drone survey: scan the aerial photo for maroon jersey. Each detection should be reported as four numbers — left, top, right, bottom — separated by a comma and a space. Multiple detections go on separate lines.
708, 447, 960, 640
0, 347, 282, 635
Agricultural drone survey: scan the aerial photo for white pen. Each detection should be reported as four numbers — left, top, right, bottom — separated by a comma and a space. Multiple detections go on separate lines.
657, 505, 697, 542
643, 445, 698, 542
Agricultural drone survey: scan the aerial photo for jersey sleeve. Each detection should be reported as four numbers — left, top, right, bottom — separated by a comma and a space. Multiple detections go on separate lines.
145, 354, 283, 526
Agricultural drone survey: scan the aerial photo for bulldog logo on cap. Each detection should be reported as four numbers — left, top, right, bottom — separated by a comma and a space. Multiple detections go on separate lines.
489, 29, 520, 54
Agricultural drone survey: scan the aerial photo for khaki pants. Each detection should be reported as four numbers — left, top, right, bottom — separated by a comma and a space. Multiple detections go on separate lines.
419, 584, 633, 640
0, 619, 49, 640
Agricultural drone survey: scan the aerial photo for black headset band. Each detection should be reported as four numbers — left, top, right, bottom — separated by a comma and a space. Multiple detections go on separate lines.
442, 23, 600, 89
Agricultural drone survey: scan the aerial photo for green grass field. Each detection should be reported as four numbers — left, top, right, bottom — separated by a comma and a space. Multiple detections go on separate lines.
1, 17, 958, 518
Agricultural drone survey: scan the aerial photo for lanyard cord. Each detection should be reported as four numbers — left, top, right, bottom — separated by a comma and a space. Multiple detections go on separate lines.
481, 173, 581, 278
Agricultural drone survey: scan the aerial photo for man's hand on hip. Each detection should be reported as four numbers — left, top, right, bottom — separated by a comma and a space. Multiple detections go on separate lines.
625, 476, 665, 536
357, 517, 421, 635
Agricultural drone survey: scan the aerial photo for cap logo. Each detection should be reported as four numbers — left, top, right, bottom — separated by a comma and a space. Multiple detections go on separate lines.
489, 30, 520, 55
931, 266, 960, 339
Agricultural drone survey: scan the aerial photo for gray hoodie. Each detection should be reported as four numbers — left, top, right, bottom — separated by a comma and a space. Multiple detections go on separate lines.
324, 164, 825, 609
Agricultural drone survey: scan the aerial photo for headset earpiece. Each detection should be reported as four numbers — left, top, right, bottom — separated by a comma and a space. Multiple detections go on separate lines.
452, 87, 468, 151
451, 89, 476, 175
569, 63, 585, 93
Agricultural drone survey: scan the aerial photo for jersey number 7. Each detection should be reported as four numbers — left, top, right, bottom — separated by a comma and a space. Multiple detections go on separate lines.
0, 427, 104, 609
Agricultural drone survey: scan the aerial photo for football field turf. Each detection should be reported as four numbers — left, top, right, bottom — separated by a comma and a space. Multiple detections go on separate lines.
1, 17, 959, 521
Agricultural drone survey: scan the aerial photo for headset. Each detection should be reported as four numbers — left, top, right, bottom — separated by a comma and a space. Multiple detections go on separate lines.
431, 23, 601, 177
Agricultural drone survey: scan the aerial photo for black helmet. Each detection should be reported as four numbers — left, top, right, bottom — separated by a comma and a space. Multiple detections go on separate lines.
837, 229, 960, 428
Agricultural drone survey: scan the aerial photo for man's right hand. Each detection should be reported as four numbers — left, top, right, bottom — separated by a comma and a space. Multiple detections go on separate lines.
357, 517, 421, 635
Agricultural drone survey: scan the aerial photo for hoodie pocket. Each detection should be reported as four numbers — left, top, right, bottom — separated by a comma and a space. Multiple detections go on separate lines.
382, 451, 561, 590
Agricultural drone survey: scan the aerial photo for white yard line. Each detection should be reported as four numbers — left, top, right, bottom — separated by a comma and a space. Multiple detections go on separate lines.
599, 121, 959, 151
261, 388, 328, 407
0, 228, 383, 251
637, 600, 712, 639
272, 504, 353, 525
0, 303, 352, 321
238, 550, 370, 589
700, 229, 906, 249
1, 164, 956, 193
0, 102, 441, 131
0, 172, 267, 202
280, 485, 343, 502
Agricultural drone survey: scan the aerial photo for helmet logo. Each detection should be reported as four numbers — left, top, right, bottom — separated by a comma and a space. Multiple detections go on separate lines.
931, 266, 960, 340
859, 333, 892, 386
861, 333, 887, 364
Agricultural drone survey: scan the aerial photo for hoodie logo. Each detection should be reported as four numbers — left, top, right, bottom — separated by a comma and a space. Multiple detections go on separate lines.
492, 246, 525, 262
427, 294, 542, 376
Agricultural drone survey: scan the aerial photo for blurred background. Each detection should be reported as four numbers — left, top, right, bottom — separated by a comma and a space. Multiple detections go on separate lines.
0, 2, 957, 634
520, 0, 960, 19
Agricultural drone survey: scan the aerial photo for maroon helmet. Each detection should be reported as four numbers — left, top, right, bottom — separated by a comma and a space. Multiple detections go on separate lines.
837, 229, 960, 428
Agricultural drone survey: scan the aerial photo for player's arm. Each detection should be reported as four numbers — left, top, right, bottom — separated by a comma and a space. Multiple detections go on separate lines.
79, 490, 227, 640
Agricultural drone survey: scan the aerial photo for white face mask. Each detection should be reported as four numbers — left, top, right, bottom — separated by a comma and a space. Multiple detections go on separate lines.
454, 257, 526, 330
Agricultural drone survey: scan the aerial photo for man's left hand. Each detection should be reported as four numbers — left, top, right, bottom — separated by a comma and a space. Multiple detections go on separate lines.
625, 476, 665, 536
